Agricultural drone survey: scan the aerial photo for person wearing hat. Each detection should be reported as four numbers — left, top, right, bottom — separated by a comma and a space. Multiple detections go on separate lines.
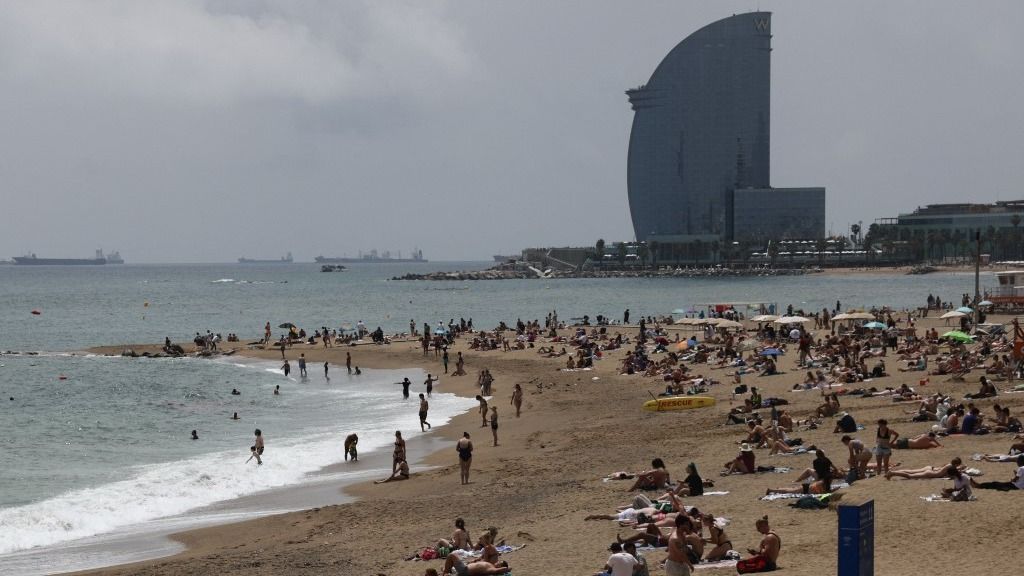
598, 541, 638, 576
723, 444, 755, 475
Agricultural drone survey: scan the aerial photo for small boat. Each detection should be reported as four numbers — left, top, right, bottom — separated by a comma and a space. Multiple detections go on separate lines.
320, 264, 347, 272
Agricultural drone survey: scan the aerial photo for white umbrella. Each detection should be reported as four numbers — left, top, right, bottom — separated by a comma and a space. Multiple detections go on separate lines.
774, 315, 811, 324
750, 314, 778, 322
940, 310, 966, 319
713, 319, 744, 329
830, 313, 851, 321
845, 312, 875, 320
673, 317, 702, 325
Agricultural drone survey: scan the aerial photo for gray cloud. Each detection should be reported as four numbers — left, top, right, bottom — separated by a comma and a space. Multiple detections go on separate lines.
0, 1, 1021, 262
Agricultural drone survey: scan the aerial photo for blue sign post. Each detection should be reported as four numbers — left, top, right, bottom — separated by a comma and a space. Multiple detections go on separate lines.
838, 500, 874, 576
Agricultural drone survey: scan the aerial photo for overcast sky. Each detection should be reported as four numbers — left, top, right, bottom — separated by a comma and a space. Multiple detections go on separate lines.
1, 1, 1022, 262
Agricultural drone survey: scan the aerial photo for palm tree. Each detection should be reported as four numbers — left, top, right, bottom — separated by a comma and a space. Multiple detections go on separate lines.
595, 239, 605, 265
815, 239, 829, 266
616, 242, 628, 266
637, 243, 650, 268
850, 223, 861, 246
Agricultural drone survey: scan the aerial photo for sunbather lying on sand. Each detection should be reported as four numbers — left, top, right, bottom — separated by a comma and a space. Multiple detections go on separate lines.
442, 553, 509, 576
886, 457, 963, 480
894, 432, 942, 449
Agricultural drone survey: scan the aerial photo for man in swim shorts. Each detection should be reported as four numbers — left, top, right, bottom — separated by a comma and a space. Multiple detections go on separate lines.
665, 514, 694, 575
442, 552, 509, 575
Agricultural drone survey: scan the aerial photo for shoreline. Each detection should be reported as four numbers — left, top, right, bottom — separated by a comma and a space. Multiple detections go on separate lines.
41, 312, 1024, 575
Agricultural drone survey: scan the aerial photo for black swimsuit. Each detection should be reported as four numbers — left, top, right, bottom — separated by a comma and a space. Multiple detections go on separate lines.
457, 443, 473, 461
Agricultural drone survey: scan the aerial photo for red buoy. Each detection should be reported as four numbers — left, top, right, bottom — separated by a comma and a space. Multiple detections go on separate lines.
58, 375, 68, 380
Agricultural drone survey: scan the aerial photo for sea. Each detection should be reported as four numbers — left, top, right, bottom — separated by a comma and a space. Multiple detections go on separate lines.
0, 261, 987, 574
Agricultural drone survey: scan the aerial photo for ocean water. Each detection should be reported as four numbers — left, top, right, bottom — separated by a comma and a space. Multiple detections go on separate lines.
0, 262, 986, 570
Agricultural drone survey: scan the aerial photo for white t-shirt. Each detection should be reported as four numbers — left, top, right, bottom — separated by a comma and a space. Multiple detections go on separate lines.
606, 552, 638, 576
1014, 466, 1024, 490
953, 473, 972, 498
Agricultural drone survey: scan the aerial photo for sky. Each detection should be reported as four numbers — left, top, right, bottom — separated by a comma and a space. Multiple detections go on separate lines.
1, 0, 1022, 263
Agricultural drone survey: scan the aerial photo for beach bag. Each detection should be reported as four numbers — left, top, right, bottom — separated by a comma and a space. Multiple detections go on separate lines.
419, 548, 438, 560
736, 555, 770, 573
633, 494, 653, 509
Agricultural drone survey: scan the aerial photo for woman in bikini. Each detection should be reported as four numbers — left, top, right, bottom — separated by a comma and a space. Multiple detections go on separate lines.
701, 513, 733, 562
457, 432, 473, 485
393, 431, 406, 474
874, 419, 898, 476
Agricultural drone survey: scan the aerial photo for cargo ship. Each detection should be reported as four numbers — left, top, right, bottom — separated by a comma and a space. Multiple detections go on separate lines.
106, 251, 125, 264
13, 250, 109, 265
315, 249, 426, 263
238, 252, 293, 264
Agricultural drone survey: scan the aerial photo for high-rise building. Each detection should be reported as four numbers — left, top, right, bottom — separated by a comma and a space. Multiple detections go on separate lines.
626, 12, 824, 244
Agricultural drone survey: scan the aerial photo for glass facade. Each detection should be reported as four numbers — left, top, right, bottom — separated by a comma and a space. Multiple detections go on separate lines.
732, 188, 826, 242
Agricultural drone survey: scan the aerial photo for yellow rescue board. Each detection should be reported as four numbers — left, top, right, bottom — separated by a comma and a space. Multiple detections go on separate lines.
642, 396, 716, 412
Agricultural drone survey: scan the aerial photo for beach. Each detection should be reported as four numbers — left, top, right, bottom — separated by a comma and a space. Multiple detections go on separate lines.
72, 310, 1024, 576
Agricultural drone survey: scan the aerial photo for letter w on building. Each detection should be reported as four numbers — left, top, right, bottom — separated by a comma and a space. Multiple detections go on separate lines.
754, 17, 769, 31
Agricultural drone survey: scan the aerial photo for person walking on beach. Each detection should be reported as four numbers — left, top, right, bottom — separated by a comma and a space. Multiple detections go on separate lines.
489, 406, 499, 446
457, 432, 473, 485
476, 395, 489, 426
393, 431, 406, 474
247, 429, 264, 465
511, 383, 523, 417
346, 352, 352, 374
298, 354, 307, 378
623, 308, 630, 324
419, 393, 431, 431
443, 349, 449, 374
425, 373, 438, 396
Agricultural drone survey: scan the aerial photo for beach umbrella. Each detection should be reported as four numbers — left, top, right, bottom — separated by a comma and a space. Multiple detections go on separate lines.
714, 319, 744, 329
672, 308, 688, 315
956, 306, 973, 314
750, 314, 778, 322
830, 313, 851, 321
738, 340, 759, 352
433, 327, 449, 335
846, 312, 875, 320
941, 330, 974, 343
978, 300, 994, 307
773, 315, 810, 324
939, 310, 966, 319
863, 321, 887, 329
673, 317, 701, 325
760, 348, 782, 356
278, 322, 296, 329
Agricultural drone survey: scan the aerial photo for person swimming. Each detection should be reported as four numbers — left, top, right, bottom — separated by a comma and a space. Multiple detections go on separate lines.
191, 429, 199, 440
231, 412, 240, 420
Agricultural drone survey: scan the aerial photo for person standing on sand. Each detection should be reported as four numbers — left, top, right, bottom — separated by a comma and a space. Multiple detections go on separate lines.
454, 351, 466, 376
419, 393, 432, 431
476, 395, 488, 426
457, 432, 473, 485
264, 322, 271, 347
511, 384, 523, 417
393, 431, 406, 474
489, 406, 499, 446
346, 352, 352, 374
443, 349, 449, 374
623, 308, 630, 324
298, 354, 307, 378
664, 515, 693, 576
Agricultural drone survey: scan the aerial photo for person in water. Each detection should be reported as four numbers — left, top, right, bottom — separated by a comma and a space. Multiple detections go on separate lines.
419, 393, 432, 431
247, 429, 264, 465
191, 429, 199, 440
344, 433, 359, 461
274, 385, 280, 395
231, 388, 240, 395
231, 412, 240, 420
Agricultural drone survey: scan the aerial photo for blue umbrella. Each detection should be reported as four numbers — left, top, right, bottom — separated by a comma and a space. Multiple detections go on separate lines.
760, 348, 781, 356
433, 327, 449, 335
956, 306, 973, 313
863, 321, 887, 329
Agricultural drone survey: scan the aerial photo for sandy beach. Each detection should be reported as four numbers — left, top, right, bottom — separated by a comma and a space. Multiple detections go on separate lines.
77, 311, 1024, 576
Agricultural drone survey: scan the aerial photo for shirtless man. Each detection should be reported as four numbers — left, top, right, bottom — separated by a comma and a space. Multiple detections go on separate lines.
894, 432, 942, 450
419, 394, 431, 431
736, 516, 781, 573
247, 429, 264, 465
886, 457, 963, 480
665, 514, 695, 576
476, 395, 489, 427
442, 552, 509, 576
626, 458, 670, 491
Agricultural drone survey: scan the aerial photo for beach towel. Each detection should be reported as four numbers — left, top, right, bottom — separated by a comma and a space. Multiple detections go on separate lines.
921, 494, 976, 502
759, 484, 848, 501
695, 558, 739, 570
696, 491, 730, 496
971, 453, 1018, 462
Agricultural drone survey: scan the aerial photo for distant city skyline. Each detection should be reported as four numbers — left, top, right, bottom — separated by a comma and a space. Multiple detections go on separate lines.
1, 1, 1021, 262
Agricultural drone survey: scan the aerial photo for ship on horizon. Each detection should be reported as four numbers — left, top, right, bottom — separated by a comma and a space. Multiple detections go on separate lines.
238, 252, 293, 264
315, 249, 426, 264
13, 249, 112, 265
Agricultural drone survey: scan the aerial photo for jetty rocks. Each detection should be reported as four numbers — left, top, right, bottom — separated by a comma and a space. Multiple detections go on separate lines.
392, 267, 818, 281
